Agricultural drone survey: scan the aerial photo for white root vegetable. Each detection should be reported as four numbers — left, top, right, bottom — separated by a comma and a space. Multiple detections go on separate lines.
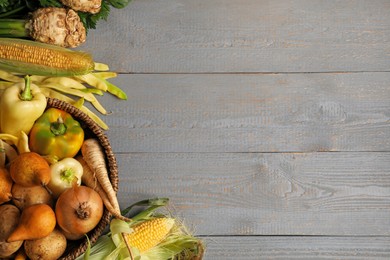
80, 139, 130, 221
77, 156, 130, 221
29, 7, 86, 48
61, 0, 102, 14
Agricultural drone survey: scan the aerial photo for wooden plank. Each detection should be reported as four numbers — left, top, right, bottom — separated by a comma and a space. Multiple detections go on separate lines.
115, 152, 390, 236
98, 72, 390, 153
81, 0, 390, 73
201, 236, 390, 259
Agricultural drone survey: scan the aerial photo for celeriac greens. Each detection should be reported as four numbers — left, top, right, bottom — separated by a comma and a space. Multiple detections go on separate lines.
0, 0, 132, 31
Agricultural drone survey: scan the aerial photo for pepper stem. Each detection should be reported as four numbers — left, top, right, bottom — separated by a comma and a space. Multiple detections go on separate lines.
50, 116, 67, 136
19, 75, 32, 101
60, 169, 79, 185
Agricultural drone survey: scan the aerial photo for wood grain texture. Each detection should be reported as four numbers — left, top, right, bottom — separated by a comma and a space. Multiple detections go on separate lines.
115, 152, 390, 236
78, 0, 390, 258
80, 0, 390, 73
201, 236, 390, 259
98, 72, 390, 153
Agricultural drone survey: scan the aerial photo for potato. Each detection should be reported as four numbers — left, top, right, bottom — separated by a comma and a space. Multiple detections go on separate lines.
24, 228, 67, 260
0, 204, 23, 258
11, 184, 53, 210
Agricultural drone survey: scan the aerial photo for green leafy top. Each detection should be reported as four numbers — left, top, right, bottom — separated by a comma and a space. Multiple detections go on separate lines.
0, 0, 25, 18
38, 0, 62, 7
0, 0, 132, 31
78, 1, 111, 31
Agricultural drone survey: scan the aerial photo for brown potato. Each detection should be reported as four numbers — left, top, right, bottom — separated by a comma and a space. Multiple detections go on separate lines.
0, 204, 23, 258
24, 228, 67, 260
11, 184, 53, 210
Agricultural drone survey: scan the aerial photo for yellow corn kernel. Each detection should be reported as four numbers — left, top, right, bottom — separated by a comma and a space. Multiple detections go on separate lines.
124, 218, 175, 253
0, 38, 95, 76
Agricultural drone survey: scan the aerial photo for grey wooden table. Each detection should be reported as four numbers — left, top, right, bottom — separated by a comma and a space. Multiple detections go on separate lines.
80, 0, 390, 259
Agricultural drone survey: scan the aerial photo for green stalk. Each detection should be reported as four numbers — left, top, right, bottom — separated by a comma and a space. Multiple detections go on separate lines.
50, 116, 67, 136
19, 75, 32, 101
0, 19, 28, 38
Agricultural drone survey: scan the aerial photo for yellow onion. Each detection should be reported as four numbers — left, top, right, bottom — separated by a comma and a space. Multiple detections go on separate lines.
55, 185, 103, 240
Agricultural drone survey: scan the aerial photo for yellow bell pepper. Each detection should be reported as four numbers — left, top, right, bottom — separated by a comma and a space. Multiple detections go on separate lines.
0, 76, 46, 136
28, 108, 84, 160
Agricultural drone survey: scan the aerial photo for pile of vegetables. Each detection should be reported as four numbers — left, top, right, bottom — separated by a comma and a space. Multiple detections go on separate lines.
0, 105, 124, 258
0, 39, 131, 258
0, 22, 204, 259
0, 38, 126, 130
0, 0, 132, 47
0, 85, 204, 259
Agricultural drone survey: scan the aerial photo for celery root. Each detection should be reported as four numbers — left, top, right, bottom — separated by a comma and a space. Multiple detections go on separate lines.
0, 7, 86, 48
61, 0, 102, 14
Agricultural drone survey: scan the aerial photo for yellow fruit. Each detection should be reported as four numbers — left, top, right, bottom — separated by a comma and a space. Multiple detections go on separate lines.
9, 152, 51, 187
7, 204, 56, 242
0, 168, 12, 204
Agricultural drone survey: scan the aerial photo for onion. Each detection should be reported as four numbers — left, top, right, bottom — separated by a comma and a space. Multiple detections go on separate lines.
55, 185, 103, 240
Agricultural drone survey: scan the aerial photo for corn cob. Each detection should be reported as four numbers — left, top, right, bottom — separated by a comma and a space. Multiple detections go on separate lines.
0, 38, 95, 76
123, 218, 175, 253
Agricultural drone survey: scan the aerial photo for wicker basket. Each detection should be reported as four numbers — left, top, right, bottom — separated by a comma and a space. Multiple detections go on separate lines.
45, 98, 118, 260
45, 98, 205, 260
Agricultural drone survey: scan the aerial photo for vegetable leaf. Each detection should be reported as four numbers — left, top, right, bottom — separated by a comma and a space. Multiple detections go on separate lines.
75, 235, 117, 260
84, 235, 91, 260
107, 0, 132, 9
0, 0, 25, 16
2, 0, 132, 31
78, 1, 110, 32
38, 0, 63, 8
0, 0, 11, 9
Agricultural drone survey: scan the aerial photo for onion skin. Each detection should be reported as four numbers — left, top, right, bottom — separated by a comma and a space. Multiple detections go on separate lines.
55, 185, 103, 240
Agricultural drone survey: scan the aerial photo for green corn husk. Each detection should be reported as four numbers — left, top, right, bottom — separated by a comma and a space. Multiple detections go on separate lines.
76, 198, 205, 260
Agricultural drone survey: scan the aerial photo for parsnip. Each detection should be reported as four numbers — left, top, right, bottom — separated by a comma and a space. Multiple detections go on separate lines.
80, 139, 130, 221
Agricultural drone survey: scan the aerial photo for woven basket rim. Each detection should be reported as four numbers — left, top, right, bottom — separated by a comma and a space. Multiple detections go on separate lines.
46, 98, 118, 260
